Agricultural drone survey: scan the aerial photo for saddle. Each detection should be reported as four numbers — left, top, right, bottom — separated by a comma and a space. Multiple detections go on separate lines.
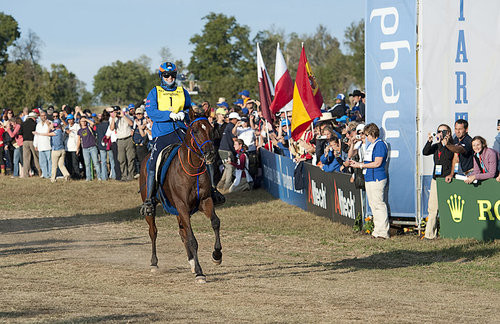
155, 143, 181, 183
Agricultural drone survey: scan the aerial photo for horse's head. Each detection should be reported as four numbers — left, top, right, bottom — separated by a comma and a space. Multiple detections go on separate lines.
187, 106, 216, 164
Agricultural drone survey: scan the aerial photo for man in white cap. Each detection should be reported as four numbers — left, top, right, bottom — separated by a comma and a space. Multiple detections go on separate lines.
217, 112, 240, 191
21, 111, 42, 177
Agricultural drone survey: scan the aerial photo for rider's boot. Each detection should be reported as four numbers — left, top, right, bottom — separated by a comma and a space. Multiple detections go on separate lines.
207, 164, 225, 206
141, 170, 157, 216
211, 187, 226, 206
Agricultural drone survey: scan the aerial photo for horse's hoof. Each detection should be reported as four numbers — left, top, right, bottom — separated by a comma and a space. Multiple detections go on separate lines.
195, 275, 207, 284
212, 256, 222, 265
212, 251, 222, 265
188, 259, 195, 274
150, 266, 159, 273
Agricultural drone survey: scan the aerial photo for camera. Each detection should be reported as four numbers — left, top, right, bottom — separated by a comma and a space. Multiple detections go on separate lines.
356, 135, 361, 140
442, 130, 448, 136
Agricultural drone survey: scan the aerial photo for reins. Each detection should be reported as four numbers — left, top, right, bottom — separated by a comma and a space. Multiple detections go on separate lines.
178, 117, 212, 177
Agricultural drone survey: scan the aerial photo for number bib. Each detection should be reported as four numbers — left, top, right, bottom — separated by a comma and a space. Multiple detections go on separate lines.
156, 86, 185, 113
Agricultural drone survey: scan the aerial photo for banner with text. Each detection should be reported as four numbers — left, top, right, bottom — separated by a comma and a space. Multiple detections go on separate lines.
437, 178, 500, 241
419, 0, 500, 177
304, 164, 362, 226
366, 0, 417, 217
260, 149, 306, 210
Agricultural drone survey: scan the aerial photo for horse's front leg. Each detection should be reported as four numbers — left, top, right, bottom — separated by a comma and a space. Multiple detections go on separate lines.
177, 216, 194, 271
144, 202, 158, 271
199, 198, 222, 265
177, 208, 206, 283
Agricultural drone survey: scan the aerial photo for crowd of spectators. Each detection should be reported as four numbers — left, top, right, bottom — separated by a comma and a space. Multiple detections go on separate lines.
2, 88, 499, 241
0, 104, 151, 182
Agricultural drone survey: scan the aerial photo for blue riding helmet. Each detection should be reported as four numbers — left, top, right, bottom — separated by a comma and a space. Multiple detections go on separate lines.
158, 62, 177, 79
158, 62, 177, 88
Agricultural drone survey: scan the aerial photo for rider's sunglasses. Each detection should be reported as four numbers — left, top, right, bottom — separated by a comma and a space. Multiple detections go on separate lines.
162, 72, 176, 79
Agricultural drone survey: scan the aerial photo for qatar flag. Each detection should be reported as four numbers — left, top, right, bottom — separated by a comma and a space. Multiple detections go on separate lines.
270, 43, 293, 114
257, 43, 275, 124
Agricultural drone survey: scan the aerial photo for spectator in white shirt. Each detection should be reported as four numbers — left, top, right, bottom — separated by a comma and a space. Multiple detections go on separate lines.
64, 114, 81, 179
33, 110, 52, 179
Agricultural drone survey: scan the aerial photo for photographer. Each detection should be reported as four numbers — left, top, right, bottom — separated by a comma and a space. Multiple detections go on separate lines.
318, 137, 346, 173
110, 106, 135, 181
76, 117, 101, 181
348, 124, 366, 189
422, 124, 457, 240
350, 123, 389, 239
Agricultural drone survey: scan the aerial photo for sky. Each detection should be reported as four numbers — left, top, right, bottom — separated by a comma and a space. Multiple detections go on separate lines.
2, 0, 365, 90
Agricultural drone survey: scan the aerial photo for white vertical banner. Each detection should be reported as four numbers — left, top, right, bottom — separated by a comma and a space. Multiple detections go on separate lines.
419, 0, 500, 215
420, 0, 500, 176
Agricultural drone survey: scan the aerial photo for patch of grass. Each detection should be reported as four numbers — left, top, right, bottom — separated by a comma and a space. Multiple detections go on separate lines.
0, 177, 499, 323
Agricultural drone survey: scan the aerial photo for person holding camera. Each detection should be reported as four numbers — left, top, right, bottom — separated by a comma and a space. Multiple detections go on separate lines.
110, 106, 134, 181
317, 137, 345, 172
64, 114, 81, 179
350, 123, 389, 239
76, 117, 101, 181
217, 112, 240, 192
422, 124, 456, 239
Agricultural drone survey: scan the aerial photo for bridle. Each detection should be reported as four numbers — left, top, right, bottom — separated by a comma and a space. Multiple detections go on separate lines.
178, 117, 213, 177
187, 117, 213, 159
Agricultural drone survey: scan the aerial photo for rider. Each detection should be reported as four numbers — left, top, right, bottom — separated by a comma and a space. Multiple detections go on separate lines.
142, 62, 224, 216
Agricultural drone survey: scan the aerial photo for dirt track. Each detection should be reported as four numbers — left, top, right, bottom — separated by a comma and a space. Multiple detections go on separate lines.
0, 179, 499, 323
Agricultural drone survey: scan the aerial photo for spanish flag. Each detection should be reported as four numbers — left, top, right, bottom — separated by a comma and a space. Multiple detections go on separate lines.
291, 47, 323, 140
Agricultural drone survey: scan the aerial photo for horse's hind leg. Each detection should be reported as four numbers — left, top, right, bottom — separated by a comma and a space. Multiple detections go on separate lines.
177, 211, 206, 283
144, 204, 158, 271
200, 198, 222, 264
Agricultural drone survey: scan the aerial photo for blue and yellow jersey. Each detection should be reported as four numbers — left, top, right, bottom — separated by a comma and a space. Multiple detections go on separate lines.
145, 85, 192, 138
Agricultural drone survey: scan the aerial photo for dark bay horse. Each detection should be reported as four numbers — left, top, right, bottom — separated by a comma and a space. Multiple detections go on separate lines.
139, 107, 222, 283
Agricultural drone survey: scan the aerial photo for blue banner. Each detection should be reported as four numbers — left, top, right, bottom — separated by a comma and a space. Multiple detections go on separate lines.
366, 0, 417, 217
260, 149, 306, 210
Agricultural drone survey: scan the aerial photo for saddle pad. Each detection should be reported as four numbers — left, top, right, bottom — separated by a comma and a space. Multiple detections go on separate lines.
156, 145, 181, 215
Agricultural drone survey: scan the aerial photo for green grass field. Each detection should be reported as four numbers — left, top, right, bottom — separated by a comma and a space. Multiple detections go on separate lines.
0, 177, 499, 323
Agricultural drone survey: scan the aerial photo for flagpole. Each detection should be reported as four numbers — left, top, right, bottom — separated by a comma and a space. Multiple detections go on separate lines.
285, 114, 293, 159
266, 121, 273, 153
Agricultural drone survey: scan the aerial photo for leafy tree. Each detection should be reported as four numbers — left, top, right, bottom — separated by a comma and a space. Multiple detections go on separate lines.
93, 59, 155, 105
344, 19, 365, 88
44, 64, 80, 107
0, 12, 20, 74
0, 60, 46, 110
188, 12, 255, 104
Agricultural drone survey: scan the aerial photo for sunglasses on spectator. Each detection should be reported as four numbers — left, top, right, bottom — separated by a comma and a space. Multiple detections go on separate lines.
162, 72, 176, 79
136, 113, 143, 115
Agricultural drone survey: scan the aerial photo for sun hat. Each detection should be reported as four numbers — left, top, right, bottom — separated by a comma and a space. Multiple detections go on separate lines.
228, 112, 241, 120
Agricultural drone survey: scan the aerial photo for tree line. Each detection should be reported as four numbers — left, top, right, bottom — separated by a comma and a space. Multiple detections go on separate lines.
0, 12, 364, 112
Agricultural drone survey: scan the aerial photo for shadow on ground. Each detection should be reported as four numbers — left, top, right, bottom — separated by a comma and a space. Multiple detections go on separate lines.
0, 189, 276, 235
210, 241, 499, 281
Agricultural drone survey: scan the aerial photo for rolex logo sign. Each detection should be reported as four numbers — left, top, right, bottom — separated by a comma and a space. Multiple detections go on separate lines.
447, 194, 465, 223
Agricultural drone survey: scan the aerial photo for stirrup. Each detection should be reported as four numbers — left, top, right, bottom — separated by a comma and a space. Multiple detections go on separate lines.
211, 187, 226, 206
141, 199, 155, 217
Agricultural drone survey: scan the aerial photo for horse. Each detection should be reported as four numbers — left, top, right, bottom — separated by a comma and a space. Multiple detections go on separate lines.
139, 107, 222, 283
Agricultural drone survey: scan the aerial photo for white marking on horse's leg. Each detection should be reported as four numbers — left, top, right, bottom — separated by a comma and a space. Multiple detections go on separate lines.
195, 275, 207, 284
188, 259, 195, 273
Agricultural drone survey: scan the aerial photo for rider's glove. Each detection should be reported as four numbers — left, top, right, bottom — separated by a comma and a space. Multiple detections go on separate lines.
177, 111, 185, 121
169, 112, 179, 121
